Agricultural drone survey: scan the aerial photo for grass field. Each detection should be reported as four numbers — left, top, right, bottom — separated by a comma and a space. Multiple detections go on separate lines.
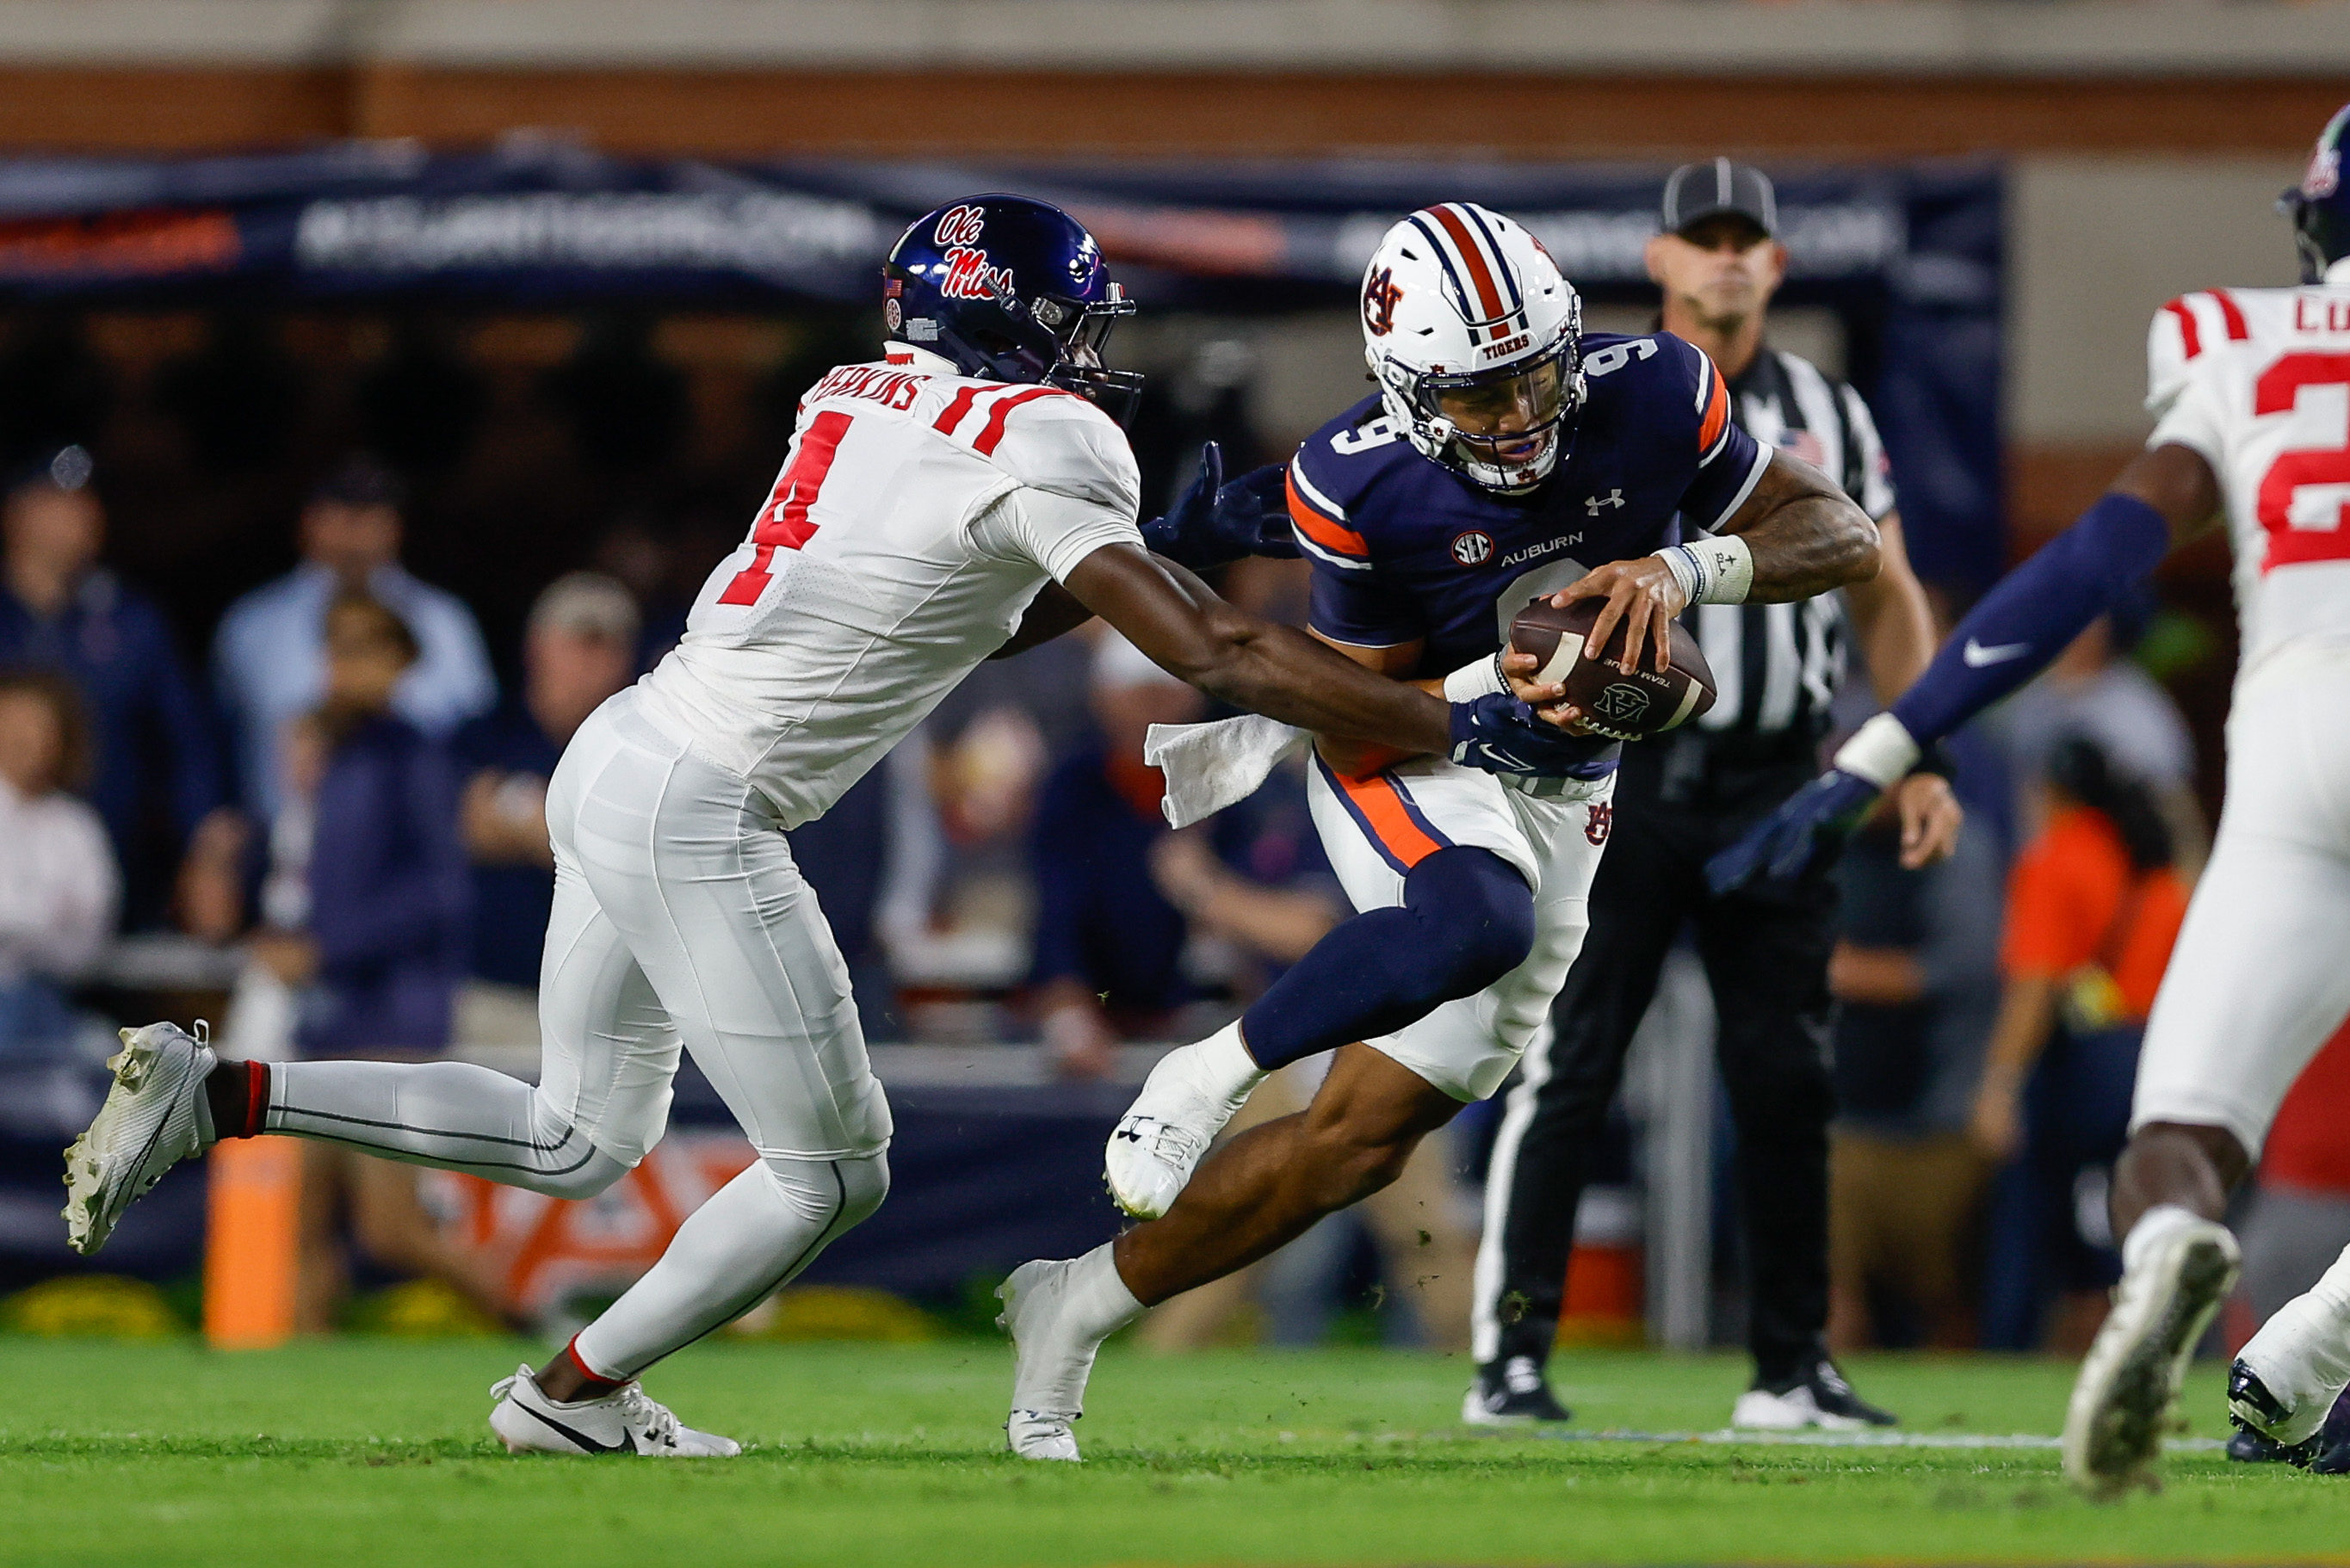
5, 1337, 2348, 1566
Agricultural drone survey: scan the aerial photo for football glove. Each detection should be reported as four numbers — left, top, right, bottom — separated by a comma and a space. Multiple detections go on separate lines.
1704, 768, 1880, 892
1447, 694, 1619, 780
1139, 442, 1297, 572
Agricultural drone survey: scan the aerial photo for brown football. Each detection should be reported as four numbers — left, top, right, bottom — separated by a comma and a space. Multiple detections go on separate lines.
1508, 595, 1716, 741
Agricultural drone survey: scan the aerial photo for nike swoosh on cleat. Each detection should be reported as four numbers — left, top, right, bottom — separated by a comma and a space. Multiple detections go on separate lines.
1962, 639, 2032, 667
516, 1401, 637, 1454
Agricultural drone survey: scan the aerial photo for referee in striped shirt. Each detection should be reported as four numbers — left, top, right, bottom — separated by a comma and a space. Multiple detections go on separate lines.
1468, 161, 1965, 1429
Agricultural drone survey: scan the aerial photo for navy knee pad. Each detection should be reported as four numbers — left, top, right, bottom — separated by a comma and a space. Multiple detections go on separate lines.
1241, 846, 1534, 1071
1402, 846, 1537, 997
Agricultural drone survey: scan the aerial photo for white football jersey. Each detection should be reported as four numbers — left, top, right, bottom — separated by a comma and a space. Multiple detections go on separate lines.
634, 343, 1142, 828
2147, 269, 2350, 681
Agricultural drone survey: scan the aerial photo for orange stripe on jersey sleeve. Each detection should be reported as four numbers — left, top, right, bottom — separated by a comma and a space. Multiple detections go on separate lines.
1286, 471, 1371, 558
1696, 353, 1731, 457
1338, 771, 1445, 868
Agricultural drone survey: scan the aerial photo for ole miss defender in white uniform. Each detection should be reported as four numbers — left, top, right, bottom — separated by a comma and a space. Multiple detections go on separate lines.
59, 195, 1603, 1456
1712, 105, 2350, 1494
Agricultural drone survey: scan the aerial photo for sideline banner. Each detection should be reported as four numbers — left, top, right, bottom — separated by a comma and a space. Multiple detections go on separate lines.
0, 143, 2003, 582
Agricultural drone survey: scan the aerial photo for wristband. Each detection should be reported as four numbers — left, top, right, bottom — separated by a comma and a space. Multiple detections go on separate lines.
1832, 712, 1922, 791
1654, 534, 1754, 606
1442, 651, 1511, 702
1915, 739, 1959, 781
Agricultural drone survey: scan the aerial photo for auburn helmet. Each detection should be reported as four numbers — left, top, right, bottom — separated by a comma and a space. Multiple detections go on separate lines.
1358, 202, 1586, 493
883, 194, 1142, 424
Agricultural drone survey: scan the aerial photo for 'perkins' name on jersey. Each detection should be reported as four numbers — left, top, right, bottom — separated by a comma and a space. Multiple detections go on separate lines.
1289, 332, 1770, 677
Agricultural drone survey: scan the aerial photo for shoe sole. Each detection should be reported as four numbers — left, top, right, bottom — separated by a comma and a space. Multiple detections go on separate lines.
2063, 1230, 2239, 1497
61, 1031, 194, 1256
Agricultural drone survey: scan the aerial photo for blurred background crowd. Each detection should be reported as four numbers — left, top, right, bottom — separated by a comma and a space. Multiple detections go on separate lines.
0, 0, 2345, 1364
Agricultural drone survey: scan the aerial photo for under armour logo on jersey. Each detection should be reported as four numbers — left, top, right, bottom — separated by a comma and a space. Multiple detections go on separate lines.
1586, 490, 1625, 515
1585, 802, 1613, 846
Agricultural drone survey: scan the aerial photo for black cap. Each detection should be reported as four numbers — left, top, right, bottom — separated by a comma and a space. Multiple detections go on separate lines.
1661, 158, 1778, 239
3, 444, 94, 500
310, 454, 405, 510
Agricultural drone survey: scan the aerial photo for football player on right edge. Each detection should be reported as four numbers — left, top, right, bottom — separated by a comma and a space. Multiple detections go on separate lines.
1710, 106, 2350, 1495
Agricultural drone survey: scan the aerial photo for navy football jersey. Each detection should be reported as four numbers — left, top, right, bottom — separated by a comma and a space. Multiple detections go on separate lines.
1288, 332, 1768, 680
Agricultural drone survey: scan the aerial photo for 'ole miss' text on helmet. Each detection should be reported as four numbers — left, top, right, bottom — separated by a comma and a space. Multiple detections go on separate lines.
1359, 202, 1586, 493
884, 194, 1144, 424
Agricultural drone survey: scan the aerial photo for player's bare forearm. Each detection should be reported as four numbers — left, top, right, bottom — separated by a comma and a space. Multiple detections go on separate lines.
1063, 544, 1452, 755
1717, 448, 1880, 602
1840, 512, 1937, 702
989, 582, 1095, 658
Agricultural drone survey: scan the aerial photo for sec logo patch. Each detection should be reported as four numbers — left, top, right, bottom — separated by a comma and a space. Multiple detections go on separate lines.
1450, 531, 1494, 566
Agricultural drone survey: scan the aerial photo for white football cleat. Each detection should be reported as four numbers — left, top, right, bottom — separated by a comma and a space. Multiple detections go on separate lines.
1104, 1033, 1260, 1219
488, 1365, 740, 1457
62, 1022, 216, 1256
997, 1259, 1097, 1461
2062, 1215, 2240, 1497
2229, 1287, 2350, 1447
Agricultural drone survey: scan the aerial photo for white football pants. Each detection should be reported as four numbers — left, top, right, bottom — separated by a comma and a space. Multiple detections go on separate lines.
265, 688, 894, 1378
2132, 639, 2350, 1158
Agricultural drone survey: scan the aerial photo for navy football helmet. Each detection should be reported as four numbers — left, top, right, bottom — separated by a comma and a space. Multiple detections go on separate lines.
2283, 104, 2350, 284
883, 194, 1143, 424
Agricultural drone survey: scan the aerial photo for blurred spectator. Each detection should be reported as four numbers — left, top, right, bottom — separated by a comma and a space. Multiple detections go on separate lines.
212, 457, 495, 823
1996, 615, 2205, 870
230, 590, 502, 1333
0, 670, 117, 1063
1028, 633, 1210, 1077
0, 445, 230, 929
2238, 1019, 2350, 1324
273, 591, 471, 1055
452, 572, 640, 1047
1972, 736, 2189, 1350
1823, 805, 2003, 1351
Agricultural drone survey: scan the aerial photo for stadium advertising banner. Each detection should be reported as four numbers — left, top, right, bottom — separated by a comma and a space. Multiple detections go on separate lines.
0, 142, 2001, 581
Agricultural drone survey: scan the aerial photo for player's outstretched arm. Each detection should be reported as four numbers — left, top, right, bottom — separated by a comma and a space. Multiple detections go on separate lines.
1062, 543, 1589, 775
1706, 441, 2223, 892
1549, 449, 1878, 679
1066, 543, 1451, 751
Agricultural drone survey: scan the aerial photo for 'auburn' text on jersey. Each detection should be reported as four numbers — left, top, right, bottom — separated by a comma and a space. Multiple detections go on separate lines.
1289, 332, 1769, 676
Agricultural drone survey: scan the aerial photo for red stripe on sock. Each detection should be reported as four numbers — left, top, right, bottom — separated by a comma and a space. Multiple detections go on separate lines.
563, 1337, 625, 1394
242, 1060, 269, 1139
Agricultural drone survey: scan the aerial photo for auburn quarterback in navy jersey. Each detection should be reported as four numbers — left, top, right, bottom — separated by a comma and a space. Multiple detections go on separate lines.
1000, 201, 1881, 1462
1289, 330, 1766, 685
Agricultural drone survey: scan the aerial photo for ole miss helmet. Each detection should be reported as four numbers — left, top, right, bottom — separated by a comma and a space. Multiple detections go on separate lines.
883, 194, 1143, 423
2284, 104, 2350, 285
1359, 202, 1586, 494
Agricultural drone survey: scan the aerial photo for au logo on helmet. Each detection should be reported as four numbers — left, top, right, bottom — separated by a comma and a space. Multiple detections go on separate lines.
1363, 267, 1403, 336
